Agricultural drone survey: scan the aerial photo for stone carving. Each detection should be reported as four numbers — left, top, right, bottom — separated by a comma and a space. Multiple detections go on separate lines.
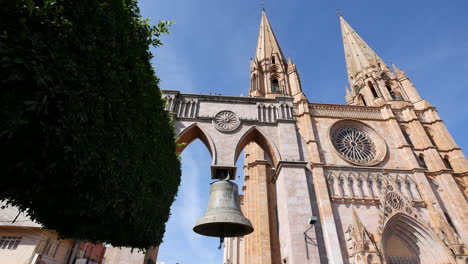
345, 207, 382, 264
385, 192, 404, 210
310, 104, 383, 120
326, 170, 423, 203
213, 110, 241, 132
377, 175, 424, 237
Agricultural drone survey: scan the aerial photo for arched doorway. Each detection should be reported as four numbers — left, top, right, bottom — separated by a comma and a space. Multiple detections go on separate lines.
381, 213, 454, 264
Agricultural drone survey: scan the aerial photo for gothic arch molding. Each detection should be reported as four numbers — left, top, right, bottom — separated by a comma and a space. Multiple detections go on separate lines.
176, 123, 217, 164
381, 213, 454, 264
233, 126, 281, 167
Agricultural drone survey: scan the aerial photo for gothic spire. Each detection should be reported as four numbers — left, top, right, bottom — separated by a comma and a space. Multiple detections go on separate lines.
339, 14, 388, 80
256, 9, 285, 63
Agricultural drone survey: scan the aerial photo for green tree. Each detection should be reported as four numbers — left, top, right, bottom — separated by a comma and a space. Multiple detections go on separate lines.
0, 0, 180, 249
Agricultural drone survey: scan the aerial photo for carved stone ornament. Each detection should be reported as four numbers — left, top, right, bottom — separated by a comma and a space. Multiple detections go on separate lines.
385, 192, 404, 210
213, 110, 241, 132
330, 120, 387, 166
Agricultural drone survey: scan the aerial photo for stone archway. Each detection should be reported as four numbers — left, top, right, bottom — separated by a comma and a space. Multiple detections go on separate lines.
381, 213, 454, 264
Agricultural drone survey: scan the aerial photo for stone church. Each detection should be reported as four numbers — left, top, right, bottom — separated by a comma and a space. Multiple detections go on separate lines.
163, 10, 468, 264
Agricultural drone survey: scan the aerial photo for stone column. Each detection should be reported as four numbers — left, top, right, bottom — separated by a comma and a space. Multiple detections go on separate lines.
275, 162, 318, 264
241, 142, 279, 264
295, 112, 344, 264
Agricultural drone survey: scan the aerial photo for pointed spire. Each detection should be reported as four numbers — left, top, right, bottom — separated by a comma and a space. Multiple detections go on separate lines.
256, 9, 285, 62
351, 206, 366, 241
339, 15, 387, 79
392, 63, 406, 77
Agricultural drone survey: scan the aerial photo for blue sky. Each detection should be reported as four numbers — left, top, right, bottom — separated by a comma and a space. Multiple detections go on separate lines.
137, 1, 468, 263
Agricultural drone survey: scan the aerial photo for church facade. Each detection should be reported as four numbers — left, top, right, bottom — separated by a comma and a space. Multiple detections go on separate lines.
163, 10, 468, 264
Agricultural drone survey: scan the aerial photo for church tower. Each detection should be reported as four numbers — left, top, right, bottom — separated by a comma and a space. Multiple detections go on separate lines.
340, 13, 428, 109
250, 9, 306, 102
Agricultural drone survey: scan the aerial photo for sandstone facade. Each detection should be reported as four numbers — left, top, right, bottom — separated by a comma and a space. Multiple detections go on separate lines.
164, 10, 468, 264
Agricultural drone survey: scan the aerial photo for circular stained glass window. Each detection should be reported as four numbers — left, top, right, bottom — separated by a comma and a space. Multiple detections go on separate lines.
330, 120, 387, 166
332, 127, 376, 165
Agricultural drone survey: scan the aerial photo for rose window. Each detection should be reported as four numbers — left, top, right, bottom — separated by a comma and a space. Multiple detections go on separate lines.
386, 192, 404, 210
332, 127, 376, 165
213, 110, 241, 132
330, 120, 387, 166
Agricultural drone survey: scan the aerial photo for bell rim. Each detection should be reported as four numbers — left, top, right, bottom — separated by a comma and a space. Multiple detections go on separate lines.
193, 221, 254, 237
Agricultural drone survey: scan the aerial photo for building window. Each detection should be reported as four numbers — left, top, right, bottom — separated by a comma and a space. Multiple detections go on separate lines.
272, 56, 276, 64
271, 78, 281, 93
387, 85, 396, 100
424, 127, 437, 146
417, 154, 428, 169
386, 81, 403, 100
443, 155, 453, 170
368, 81, 378, 98
251, 74, 257, 91
0, 236, 22, 250
401, 126, 413, 146
359, 94, 367, 106
331, 125, 378, 165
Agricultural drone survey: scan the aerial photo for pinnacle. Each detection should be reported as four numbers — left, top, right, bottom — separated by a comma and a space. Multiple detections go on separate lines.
255, 9, 285, 62
339, 15, 388, 80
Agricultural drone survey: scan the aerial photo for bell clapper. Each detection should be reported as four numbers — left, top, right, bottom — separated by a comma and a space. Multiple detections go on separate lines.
218, 237, 224, 250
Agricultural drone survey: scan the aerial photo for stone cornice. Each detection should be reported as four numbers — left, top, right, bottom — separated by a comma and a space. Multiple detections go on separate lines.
162, 90, 294, 105
434, 147, 462, 152
272, 160, 308, 183
307, 103, 384, 120
453, 171, 468, 177
424, 169, 455, 176
330, 197, 426, 207
246, 160, 271, 168
323, 165, 414, 174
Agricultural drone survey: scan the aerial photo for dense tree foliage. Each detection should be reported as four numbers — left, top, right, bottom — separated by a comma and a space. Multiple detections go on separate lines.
0, 0, 180, 248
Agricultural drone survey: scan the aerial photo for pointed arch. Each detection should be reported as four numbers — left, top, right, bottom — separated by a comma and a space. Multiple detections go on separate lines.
368, 81, 379, 98
251, 73, 258, 92
442, 155, 453, 170
400, 125, 413, 146
270, 74, 281, 93
417, 153, 428, 169
177, 123, 216, 164
359, 94, 367, 106
424, 126, 437, 146
382, 213, 454, 264
234, 126, 281, 167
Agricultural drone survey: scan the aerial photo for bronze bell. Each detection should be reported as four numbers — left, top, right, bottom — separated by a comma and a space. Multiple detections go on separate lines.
193, 180, 254, 237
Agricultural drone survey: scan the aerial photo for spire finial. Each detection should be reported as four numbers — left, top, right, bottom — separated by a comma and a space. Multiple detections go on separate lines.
336, 8, 341, 17
255, 6, 285, 62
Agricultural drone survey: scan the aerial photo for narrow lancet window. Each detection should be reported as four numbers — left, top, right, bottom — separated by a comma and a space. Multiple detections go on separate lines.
443, 155, 453, 170
359, 94, 367, 106
271, 78, 281, 93
368, 81, 378, 98
401, 127, 413, 146
417, 154, 428, 169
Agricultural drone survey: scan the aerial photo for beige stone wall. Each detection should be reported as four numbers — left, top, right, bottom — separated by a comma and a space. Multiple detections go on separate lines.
102, 246, 157, 264
103, 247, 144, 264
0, 227, 74, 264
